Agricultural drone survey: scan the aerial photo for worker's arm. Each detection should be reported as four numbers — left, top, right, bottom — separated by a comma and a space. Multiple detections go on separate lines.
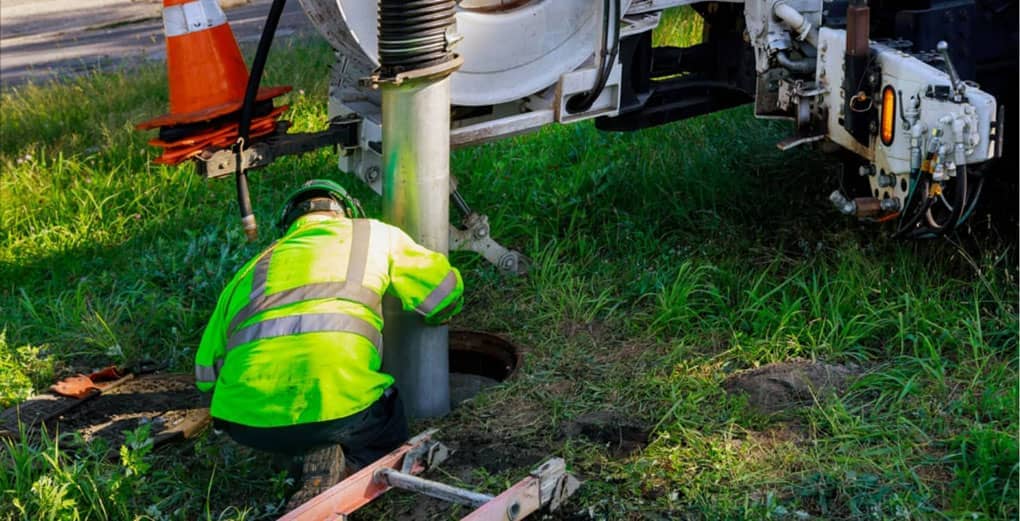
385, 224, 464, 325
194, 285, 232, 392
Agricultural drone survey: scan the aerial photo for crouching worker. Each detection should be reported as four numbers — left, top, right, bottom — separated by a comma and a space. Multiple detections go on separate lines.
194, 179, 463, 508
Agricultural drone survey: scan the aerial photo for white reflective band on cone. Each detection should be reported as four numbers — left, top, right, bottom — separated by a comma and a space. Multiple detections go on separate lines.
163, 0, 228, 37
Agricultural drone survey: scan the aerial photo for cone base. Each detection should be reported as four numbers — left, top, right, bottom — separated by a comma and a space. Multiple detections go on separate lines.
137, 85, 292, 130
149, 108, 289, 165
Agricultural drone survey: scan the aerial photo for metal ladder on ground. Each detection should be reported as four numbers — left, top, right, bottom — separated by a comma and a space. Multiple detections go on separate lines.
279, 430, 581, 521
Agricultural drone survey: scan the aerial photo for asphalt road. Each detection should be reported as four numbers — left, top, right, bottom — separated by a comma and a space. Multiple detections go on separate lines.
0, 0, 314, 87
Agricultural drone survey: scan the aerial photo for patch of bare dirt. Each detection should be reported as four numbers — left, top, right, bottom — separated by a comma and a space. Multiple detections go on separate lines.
722, 359, 862, 414
561, 411, 651, 458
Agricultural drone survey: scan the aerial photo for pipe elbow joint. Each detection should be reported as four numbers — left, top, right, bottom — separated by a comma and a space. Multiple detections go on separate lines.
772, 1, 815, 45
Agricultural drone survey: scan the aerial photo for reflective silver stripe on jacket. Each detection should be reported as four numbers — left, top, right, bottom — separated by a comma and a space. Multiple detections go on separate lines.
226, 313, 382, 351
415, 270, 459, 316
195, 363, 218, 383
227, 219, 380, 335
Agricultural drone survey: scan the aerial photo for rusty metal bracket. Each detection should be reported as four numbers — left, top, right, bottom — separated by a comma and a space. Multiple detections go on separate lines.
197, 115, 362, 179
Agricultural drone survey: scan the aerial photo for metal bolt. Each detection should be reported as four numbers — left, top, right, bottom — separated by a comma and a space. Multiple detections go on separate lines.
506, 501, 521, 520
877, 173, 896, 187
858, 165, 875, 176
829, 190, 856, 215
365, 166, 381, 183
473, 225, 488, 240
499, 255, 517, 273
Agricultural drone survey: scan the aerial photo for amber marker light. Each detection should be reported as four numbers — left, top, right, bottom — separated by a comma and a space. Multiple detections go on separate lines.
880, 85, 896, 146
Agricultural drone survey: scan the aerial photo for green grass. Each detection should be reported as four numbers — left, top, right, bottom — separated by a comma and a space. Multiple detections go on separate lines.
2, 8, 1017, 520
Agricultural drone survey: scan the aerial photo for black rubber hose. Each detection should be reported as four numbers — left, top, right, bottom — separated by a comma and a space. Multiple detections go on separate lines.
893, 177, 933, 238
234, 0, 288, 241
948, 163, 967, 230
956, 173, 985, 226
567, 0, 620, 114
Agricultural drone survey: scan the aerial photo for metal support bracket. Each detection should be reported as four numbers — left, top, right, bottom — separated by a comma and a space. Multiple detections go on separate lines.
776, 79, 827, 151
196, 111, 530, 277
449, 177, 529, 275
196, 115, 362, 179
450, 213, 529, 276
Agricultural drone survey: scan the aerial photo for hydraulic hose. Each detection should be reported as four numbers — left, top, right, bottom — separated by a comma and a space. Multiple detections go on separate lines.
235, 0, 289, 241
893, 176, 933, 238
956, 174, 985, 226
776, 51, 816, 74
949, 164, 968, 228
922, 165, 968, 235
567, 0, 620, 113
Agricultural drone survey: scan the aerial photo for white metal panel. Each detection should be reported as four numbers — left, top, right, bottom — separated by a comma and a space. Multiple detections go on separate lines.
817, 28, 999, 201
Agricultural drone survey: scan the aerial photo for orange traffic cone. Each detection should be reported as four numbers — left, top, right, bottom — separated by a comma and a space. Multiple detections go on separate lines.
137, 0, 290, 164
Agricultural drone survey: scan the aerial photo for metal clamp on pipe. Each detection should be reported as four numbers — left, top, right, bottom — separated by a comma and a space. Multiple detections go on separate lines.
368, 0, 463, 87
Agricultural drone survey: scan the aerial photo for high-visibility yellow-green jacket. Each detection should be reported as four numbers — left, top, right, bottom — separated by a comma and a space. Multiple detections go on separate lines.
194, 213, 463, 427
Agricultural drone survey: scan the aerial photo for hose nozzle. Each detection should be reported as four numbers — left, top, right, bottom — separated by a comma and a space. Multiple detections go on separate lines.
241, 214, 258, 242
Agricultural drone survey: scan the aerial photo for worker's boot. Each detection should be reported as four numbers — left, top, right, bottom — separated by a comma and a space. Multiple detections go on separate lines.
285, 444, 347, 511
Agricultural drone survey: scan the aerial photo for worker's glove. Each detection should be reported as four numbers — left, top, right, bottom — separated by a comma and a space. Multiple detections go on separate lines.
423, 296, 463, 326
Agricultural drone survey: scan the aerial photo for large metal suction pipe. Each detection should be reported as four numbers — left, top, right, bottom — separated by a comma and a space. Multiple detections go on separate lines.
381, 76, 453, 419
378, 0, 459, 418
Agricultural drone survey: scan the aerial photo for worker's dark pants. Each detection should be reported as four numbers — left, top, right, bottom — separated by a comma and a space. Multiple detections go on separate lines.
214, 386, 409, 469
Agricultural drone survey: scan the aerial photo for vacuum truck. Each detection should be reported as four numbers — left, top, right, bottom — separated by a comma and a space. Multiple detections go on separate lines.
148, 1, 1016, 271
292, 0, 1012, 246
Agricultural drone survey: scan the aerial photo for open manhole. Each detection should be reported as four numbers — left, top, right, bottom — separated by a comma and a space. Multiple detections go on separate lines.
449, 330, 520, 406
